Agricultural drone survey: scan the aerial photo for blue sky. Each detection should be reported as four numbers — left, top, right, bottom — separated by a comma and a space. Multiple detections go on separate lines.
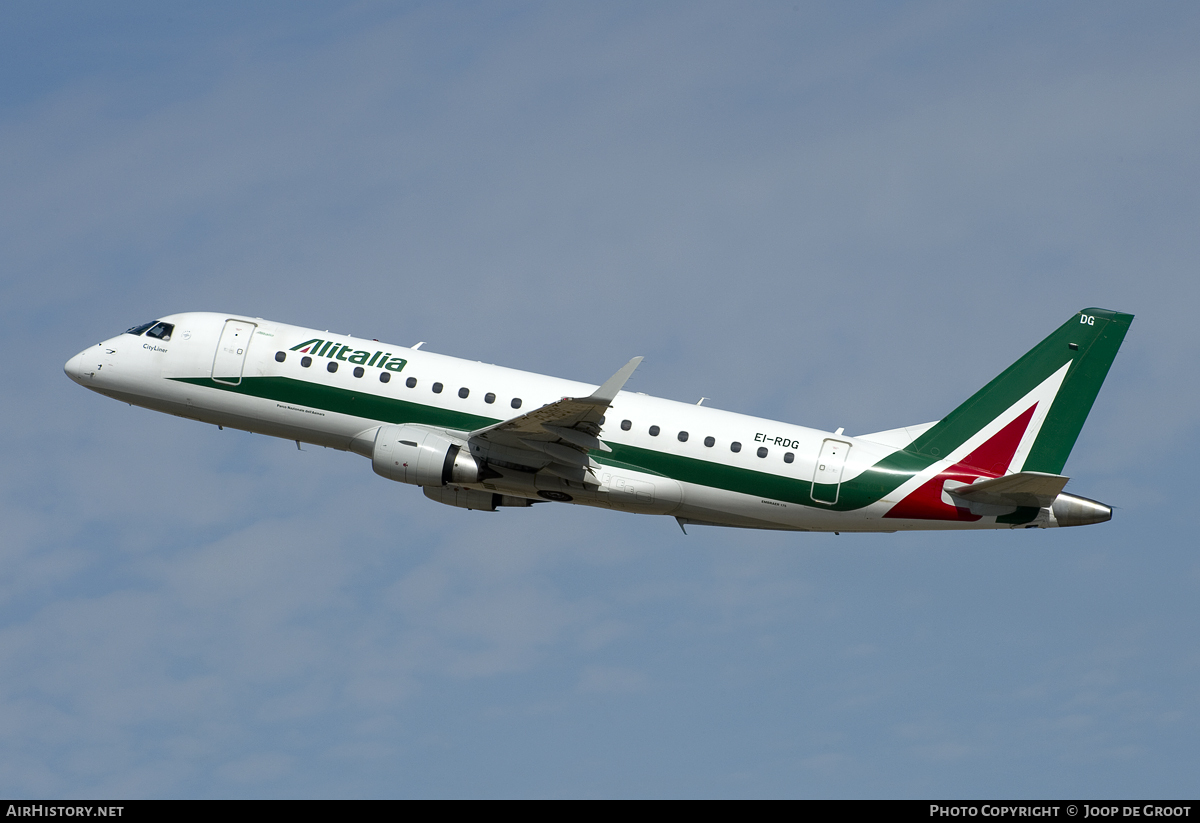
2, 1, 1198, 798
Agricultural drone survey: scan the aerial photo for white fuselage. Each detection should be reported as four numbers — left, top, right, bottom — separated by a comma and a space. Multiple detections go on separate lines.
64, 311, 1076, 532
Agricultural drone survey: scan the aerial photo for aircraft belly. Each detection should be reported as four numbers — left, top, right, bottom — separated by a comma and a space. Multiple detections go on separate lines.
469, 464, 685, 515
676, 481, 908, 532
595, 470, 684, 515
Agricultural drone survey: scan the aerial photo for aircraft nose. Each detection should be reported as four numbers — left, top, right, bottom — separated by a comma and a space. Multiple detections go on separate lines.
64, 351, 86, 384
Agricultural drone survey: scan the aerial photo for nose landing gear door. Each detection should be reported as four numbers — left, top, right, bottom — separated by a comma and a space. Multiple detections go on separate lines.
212, 320, 257, 385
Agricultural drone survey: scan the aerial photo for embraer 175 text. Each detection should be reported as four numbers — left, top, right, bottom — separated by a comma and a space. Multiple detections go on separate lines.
65, 308, 1131, 533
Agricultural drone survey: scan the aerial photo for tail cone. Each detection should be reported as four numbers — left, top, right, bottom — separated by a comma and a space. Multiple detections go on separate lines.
1051, 493, 1112, 527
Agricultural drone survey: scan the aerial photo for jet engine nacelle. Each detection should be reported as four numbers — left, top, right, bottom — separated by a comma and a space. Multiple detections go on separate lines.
372, 424, 481, 487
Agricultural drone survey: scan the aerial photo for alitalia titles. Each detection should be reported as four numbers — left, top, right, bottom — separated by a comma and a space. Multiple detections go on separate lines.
290, 339, 407, 372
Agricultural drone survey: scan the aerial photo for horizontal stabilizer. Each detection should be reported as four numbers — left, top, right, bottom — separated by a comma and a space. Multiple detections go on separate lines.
947, 471, 1070, 509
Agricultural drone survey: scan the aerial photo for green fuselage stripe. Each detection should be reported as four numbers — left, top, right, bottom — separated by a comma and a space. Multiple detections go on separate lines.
171, 375, 498, 432
171, 375, 895, 510
596, 443, 902, 511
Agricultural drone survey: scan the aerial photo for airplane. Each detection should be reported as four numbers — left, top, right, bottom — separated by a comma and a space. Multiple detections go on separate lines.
64, 308, 1131, 533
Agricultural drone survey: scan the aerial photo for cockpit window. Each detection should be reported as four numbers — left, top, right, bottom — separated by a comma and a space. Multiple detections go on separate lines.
125, 321, 158, 336
144, 322, 174, 341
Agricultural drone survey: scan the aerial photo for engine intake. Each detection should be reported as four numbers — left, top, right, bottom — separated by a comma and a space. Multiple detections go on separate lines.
372, 424, 481, 487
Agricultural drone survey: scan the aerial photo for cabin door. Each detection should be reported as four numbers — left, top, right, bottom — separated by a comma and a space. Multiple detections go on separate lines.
811, 439, 850, 505
212, 320, 257, 385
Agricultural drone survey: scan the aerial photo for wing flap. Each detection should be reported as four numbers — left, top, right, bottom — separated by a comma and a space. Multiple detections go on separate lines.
542, 424, 610, 452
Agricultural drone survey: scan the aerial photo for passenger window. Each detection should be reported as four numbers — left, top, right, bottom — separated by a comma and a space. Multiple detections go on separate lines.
731, 441, 742, 453
432, 382, 443, 393
621, 420, 632, 431
704, 436, 715, 447
145, 322, 174, 341
327, 362, 338, 373
301, 356, 312, 368
458, 387, 469, 399
125, 321, 157, 336
511, 398, 522, 409
757, 447, 768, 458
275, 351, 286, 363
784, 452, 795, 464
677, 431, 689, 442
380, 372, 391, 383
406, 377, 417, 388
649, 425, 660, 437
353, 367, 365, 378
484, 392, 496, 404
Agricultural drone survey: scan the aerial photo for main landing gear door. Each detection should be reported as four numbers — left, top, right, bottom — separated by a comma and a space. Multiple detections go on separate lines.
212, 320, 257, 385
811, 439, 850, 505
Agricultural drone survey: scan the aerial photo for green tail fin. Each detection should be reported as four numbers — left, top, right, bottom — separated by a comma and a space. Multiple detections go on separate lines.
905, 308, 1133, 473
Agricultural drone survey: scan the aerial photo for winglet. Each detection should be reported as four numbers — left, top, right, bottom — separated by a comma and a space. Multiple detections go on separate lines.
584, 356, 643, 405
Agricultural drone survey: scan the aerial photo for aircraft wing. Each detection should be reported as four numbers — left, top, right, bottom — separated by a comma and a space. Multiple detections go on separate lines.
947, 471, 1070, 509
469, 357, 643, 482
